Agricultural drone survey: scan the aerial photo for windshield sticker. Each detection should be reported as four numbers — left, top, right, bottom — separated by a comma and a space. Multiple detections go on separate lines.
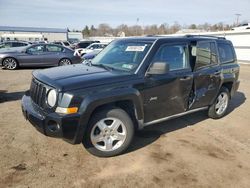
122, 64, 134, 69
125, 46, 146, 52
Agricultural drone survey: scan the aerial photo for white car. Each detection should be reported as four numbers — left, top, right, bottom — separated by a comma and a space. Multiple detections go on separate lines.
74, 43, 107, 56
232, 23, 250, 31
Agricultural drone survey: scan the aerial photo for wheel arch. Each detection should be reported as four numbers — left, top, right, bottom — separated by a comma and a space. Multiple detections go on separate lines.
221, 82, 233, 94
74, 88, 144, 144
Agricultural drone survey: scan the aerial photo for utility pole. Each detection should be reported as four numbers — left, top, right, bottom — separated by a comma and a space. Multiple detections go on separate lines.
136, 18, 139, 36
235, 13, 241, 26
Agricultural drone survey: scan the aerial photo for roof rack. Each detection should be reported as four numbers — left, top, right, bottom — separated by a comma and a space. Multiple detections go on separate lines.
185, 34, 226, 40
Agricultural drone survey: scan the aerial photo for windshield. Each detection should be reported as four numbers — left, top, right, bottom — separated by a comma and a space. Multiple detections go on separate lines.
91, 40, 152, 73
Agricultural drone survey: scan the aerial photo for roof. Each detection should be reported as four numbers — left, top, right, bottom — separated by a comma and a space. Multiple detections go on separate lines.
0, 26, 68, 33
116, 35, 226, 43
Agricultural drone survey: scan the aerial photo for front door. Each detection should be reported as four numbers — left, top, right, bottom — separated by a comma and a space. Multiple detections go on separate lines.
143, 43, 193, 123
18, 44, 47, 66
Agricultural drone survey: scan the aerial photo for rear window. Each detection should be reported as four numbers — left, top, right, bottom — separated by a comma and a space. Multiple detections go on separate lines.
217, 43, 235, 63
193, 41, 218, 69
78, 42, 91, 48
46, 45, 63, 52
63, 42, 70, 46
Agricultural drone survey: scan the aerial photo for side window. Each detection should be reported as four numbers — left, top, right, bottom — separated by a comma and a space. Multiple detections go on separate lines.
211, 42, 218, 64
152, 44, 189, 71
27, 45, 45, 54
4, 42, 12, 48
46, 45, 63, 52
13, 42, 27, 47
195, 41, 218, 69
217, 43, 235, 63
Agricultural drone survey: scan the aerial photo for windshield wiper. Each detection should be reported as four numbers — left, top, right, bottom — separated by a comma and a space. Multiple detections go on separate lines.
92, 63, 114, 71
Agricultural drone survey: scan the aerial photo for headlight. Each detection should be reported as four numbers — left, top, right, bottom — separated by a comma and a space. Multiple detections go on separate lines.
47, 89, 57, 107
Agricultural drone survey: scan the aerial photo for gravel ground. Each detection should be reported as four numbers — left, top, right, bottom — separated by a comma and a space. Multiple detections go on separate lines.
0, 64, 250, 188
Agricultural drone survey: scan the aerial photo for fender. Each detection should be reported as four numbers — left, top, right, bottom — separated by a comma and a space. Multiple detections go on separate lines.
73, 87, 144, 144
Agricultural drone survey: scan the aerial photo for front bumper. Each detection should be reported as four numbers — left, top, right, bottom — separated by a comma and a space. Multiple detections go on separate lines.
21, 93, 81, 144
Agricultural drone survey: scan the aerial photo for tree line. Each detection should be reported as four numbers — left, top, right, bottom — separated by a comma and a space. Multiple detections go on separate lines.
70, 22, 237, 37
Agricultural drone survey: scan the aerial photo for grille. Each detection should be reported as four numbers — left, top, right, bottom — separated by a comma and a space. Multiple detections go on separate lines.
30, 78, 47, 109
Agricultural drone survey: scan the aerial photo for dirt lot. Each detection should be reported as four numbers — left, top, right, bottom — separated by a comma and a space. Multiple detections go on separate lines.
0, 65, 250, 188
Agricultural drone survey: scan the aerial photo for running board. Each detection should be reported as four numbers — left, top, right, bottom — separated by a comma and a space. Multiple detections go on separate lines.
144, 107, 208, 126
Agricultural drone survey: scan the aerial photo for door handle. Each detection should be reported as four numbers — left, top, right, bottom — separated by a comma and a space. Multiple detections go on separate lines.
180, 76, 192, 81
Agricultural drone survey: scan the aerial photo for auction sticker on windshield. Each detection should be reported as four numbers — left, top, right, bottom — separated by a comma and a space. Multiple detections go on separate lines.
125, 46, 146, 52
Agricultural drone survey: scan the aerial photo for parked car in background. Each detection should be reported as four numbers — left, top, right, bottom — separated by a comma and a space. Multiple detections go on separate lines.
68, 38, 80, 44
75, 43, 107, 56
81, 50, 99, 64
0, 41, 30, 49
232, 23, 250, 30
74, 40, 100, 50
53, 41, 72, 48
0, 43, 82, 70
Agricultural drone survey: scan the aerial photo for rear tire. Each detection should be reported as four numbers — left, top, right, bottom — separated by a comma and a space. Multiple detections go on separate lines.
3, 58, 18, 70
59, 58, 71, 66
83, 107, 134, 157
208, 87, 230, 119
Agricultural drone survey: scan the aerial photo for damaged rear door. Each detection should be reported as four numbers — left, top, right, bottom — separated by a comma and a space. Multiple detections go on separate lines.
189, 40, 222, 109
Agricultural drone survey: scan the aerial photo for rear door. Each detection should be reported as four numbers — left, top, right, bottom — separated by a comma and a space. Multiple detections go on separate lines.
190, 40, 222, 109
44, 44, 64, 65
143, 42, 193, 123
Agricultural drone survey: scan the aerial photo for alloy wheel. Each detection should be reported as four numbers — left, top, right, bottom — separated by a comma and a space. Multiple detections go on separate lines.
90, 117, 127, 152
59, 59, 71, 66
215, 92, 229, 115
3, 58, 17, 70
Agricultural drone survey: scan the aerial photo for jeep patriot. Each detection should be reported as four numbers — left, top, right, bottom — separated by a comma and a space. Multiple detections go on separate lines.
21, 35, 240, 157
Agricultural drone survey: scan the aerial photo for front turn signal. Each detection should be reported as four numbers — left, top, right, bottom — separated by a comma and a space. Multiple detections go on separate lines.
56, 107, 78, 114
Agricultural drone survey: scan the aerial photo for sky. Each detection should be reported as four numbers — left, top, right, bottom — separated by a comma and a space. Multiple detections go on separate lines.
0, 0, 250, 30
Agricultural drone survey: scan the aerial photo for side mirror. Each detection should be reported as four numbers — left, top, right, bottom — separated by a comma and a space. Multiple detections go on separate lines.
147, 62, 170, 75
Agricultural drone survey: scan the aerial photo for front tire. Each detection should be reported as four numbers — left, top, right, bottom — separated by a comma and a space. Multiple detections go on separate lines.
83, 108, 134, 157
208, 87, 230, 119
3, 58, 18, 70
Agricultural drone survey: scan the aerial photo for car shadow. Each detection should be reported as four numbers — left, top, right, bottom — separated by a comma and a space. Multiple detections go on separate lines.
127, 91, 246, 154
0, 90, 25, 103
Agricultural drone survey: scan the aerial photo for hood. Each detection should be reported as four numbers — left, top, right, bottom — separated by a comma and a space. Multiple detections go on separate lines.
33, 64, 137, 91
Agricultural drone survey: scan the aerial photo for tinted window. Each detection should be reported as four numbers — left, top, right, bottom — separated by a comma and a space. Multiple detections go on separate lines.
152, 44, 189, 71
63, 41, 70, 46
46, 45, 63, 52
218, 43, 235, 63
79, 42, 91, 48
12, 42, 28, 47
195, 41, 218, 69
27, 45, 45, 54
54, 42, 62, 45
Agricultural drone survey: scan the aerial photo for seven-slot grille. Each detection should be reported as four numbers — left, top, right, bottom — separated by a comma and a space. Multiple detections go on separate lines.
30, 78, 48, 108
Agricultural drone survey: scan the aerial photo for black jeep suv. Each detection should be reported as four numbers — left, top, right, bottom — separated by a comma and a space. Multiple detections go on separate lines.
21, 35, 240, 157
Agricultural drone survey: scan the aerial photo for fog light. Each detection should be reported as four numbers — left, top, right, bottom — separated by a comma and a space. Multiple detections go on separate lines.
47, 120, 60, 132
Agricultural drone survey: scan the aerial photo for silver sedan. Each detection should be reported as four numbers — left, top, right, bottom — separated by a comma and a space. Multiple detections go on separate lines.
0, 43, 82, 70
